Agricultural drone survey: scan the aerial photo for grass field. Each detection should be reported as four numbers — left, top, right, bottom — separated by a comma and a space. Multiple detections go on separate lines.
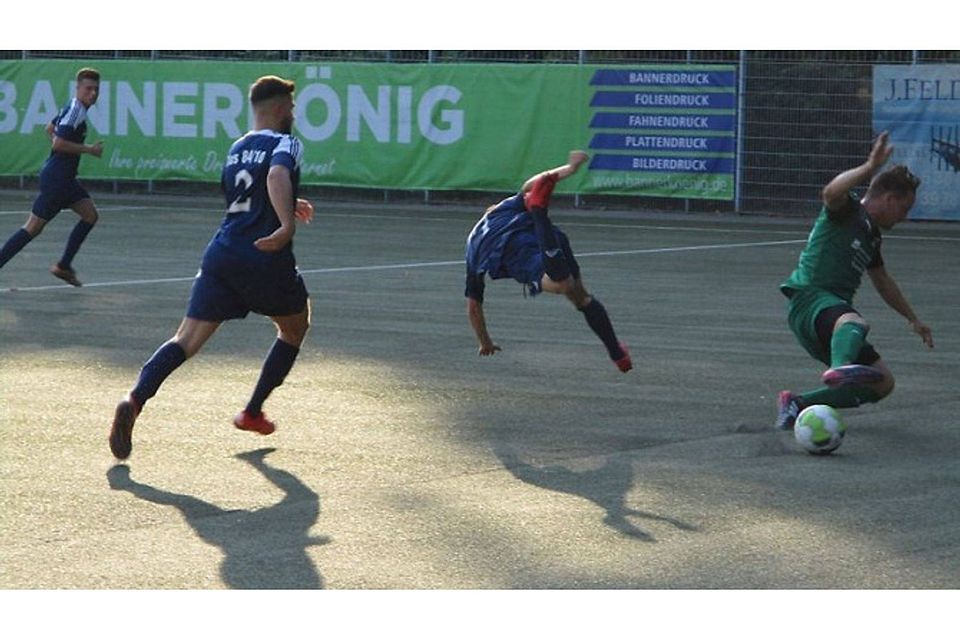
1, 190, 958, 592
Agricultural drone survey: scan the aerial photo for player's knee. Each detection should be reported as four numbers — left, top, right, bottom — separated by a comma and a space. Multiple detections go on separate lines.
836, 315, 869, 334
280, 317, 310, 345
24, 218, 46, 236
876, 373, 895, 399
82, 210, 99, 225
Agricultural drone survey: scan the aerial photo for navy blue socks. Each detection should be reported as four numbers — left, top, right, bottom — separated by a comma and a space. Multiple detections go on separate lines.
58, 220, 95, 270
580, 298, 624, 360
246, 339, 300, 417
0, 229, 34, 268
131, 341, 188, 408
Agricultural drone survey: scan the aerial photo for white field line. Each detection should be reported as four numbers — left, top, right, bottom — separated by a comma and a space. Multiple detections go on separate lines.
0, 238, 805, 294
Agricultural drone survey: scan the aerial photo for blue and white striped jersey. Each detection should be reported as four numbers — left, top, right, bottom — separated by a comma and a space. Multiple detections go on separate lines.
216, 129, 303, 258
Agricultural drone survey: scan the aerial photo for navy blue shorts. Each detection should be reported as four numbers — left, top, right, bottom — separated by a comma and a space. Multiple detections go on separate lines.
186, 243, 308, 322
32, 178, 90, 221
501, 229, 581, 293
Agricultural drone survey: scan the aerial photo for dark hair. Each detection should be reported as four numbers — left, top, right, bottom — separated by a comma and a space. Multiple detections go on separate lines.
867, 164, 921, 198
249, 75, 295, 105
76, 67, 100, 83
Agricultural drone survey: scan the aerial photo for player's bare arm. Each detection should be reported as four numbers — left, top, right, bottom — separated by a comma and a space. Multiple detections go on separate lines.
822, 132, 893, 213
867, 265, 934, 349
51, 136, 103, 158
521, 150, 590, 193
466, 297, 501, 356
255, 165, 297, 252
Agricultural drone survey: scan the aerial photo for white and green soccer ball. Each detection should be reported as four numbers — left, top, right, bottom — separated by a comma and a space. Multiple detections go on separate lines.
794, 404, 847, 455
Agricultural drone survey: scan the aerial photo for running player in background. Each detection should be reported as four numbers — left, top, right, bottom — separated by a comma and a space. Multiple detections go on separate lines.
109, 75, 315, 460
0, 68, 104, 286
775, 131, 934, 430
464, 150, 632, 372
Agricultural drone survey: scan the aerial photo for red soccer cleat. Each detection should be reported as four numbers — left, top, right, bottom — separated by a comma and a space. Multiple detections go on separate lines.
614, 343, 633, 373
524, 172, 559, 210
233, 410, 276, 435
110, 395, 141, 460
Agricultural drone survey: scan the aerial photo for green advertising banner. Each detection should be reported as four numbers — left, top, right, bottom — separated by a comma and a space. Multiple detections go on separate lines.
0, 60, 736, 199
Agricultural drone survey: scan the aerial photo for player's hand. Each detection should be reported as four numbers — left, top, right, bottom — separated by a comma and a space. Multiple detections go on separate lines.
568, 150, 589, 168
910, 319, 934, 349
254, 225, 294, 252
867, 131, 893, 170
88, 141, 104, 158
295, 198, 314, 224
478, 341, 501, 356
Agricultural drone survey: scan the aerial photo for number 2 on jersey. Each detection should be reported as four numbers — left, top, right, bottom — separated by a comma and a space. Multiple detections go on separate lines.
227, 169, 254, 213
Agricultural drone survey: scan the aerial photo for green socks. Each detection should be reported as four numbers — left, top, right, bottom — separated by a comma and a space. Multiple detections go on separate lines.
800, 385, 883, 409
830, 322, 868, 367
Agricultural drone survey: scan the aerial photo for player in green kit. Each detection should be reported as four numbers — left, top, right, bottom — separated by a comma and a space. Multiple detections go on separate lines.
775, 132, 934, 430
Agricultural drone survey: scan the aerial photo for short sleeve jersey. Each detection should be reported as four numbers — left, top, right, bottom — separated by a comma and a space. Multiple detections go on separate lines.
464, 193, 534, 300
781, 193, 884, 303
43, 98, 89, 179
216, 129, 303, 259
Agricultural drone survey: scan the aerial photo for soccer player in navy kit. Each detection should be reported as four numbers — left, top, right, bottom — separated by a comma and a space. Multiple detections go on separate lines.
109, 75, 314, 460
464, 150, 632, 372
0, 68, 104, 286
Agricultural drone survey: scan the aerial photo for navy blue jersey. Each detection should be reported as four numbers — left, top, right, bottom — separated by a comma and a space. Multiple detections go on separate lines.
465, 193, 535, 278
40, 98, 88, 181
214, 129, 303, 260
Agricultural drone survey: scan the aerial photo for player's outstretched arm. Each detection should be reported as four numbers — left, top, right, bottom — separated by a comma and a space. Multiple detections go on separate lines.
255, 165, 297, 252
822, 132, 893, 213
467, 297, 501, 356
521, 150, 590, 193
868, 265, 934, 349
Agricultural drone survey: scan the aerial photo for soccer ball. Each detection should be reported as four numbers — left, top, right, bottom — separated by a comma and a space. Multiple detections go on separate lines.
794, 405, 847, 455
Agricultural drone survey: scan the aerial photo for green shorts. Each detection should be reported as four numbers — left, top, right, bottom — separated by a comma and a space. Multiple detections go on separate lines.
783, 286, 859, 366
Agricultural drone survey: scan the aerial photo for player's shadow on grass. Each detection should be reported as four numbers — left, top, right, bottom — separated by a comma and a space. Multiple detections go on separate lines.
492, 443, 697, 542
106, 447, 329, 589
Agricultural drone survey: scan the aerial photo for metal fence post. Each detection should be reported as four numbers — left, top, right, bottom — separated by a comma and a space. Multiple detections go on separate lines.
575, 50, 586, 209
734, 50, 747, 214
424, 51, 435, 205
684, 50, 693, 213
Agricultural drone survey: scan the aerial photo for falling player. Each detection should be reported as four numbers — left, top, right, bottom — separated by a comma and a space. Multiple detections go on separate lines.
463, 150, 632, 372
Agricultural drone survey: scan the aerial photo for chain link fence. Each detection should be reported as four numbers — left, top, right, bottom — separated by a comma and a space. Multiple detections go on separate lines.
3, 50, 958, 217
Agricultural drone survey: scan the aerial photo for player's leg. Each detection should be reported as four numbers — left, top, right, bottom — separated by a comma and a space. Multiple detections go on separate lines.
820, 312, 884, 387
0, 213, 49, 269
800, 356, 893, 408
540, 231, 631, 372
110, 317, 221, 459
524, 173, 572, 284
51, 195, 99, 286
776, 304, 891, 430
109, 252, 237, 460
234, 261, 311, 435
235, 303, 311, 435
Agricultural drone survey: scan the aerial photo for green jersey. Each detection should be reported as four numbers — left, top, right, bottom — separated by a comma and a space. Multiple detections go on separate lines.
781, 193, 883, 303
